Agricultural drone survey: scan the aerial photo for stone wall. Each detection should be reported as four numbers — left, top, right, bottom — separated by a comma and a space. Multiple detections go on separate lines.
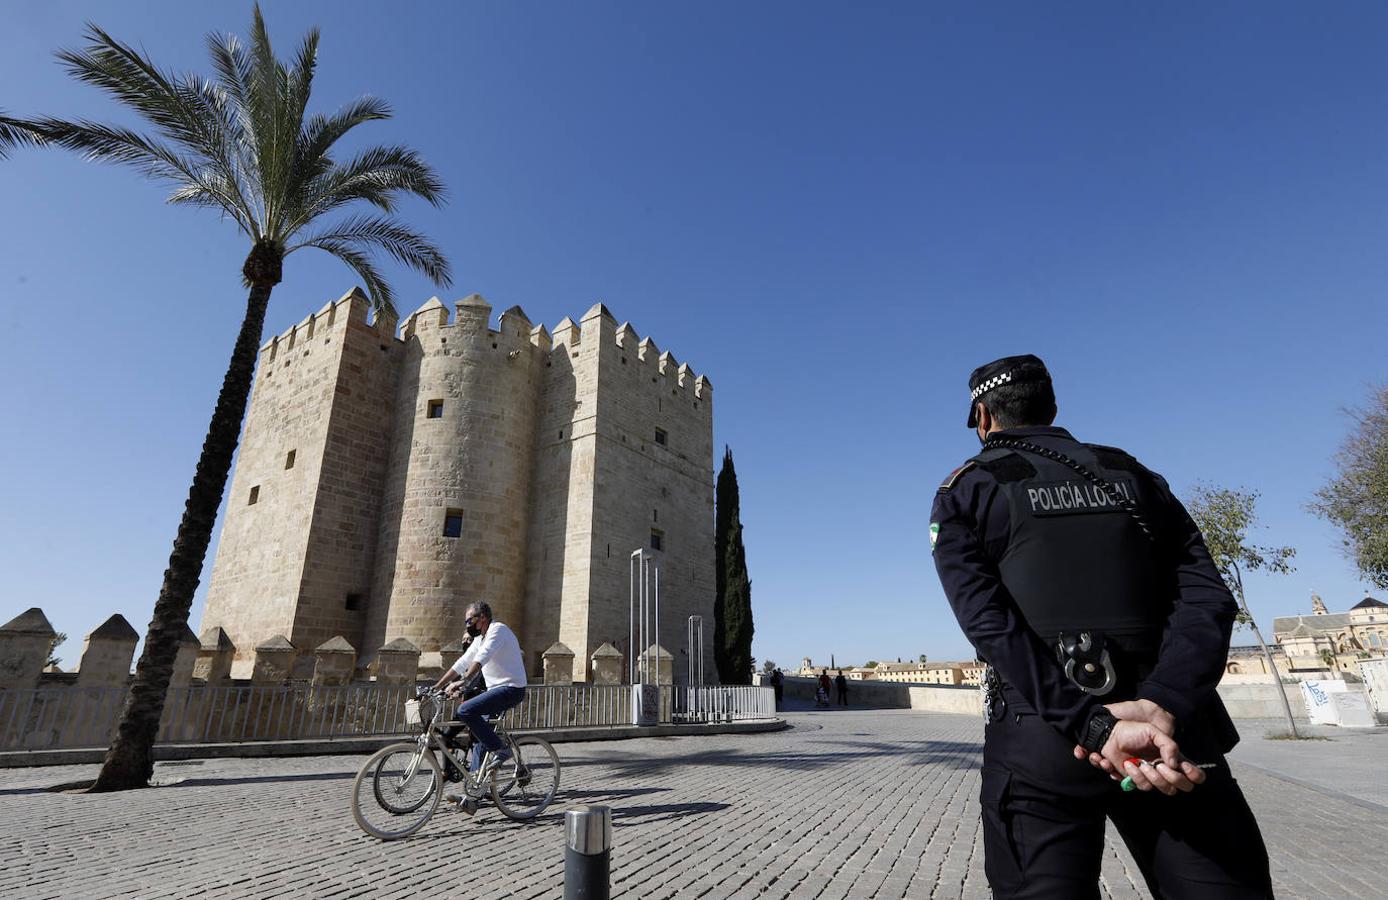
775, 674, 1323, 721
204, 290, 397, 674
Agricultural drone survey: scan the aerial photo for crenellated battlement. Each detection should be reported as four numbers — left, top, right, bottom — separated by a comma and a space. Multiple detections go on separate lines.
254, 287, 712, 400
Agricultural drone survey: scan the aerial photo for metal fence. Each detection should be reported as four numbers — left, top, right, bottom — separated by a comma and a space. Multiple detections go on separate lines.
0, 683, 776, 752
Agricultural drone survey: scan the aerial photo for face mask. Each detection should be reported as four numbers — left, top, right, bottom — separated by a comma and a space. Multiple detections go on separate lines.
466, 621, 481, 637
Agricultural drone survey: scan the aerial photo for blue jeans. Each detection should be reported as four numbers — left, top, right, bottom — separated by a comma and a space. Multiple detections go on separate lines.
452, 685, 526, 768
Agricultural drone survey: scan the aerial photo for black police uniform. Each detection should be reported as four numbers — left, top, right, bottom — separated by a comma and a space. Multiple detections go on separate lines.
931, 359, 1273, 899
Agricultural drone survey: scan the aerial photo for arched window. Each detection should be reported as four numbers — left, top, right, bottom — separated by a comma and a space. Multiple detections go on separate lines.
1370, 633, 1383, 649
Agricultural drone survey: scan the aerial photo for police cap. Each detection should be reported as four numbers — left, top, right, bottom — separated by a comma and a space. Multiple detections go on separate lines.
966, 354, 1052, 428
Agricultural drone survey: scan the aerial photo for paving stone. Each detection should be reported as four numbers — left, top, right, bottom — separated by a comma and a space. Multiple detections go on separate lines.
1, 710, 1385, 898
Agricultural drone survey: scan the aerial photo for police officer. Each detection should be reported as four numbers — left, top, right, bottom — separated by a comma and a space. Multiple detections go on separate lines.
931, 354, 1273, 899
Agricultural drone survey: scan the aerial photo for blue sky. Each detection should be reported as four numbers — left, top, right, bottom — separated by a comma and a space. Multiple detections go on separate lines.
2, 2, 1385, 670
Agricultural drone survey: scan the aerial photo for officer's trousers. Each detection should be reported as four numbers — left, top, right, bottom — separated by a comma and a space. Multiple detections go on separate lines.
980, 708, 1274, 899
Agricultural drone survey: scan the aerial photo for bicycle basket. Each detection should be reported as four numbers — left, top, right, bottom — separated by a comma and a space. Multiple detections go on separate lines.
403, 699, 423, 729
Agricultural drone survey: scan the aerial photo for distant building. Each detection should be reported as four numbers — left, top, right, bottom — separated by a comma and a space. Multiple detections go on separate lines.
1226, 595, 1388, 680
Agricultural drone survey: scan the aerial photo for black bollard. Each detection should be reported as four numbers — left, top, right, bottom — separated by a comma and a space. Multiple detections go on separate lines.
564, 805, 611, 900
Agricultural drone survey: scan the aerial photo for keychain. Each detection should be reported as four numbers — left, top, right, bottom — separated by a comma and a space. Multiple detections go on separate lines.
1120, 758, 1217, 792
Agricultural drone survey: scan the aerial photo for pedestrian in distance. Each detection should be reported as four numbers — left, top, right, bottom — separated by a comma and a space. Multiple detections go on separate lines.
816, 669, 832, 708
930, 354, 1273, 899
770, 668, 784, 709
835, 670, 849, 706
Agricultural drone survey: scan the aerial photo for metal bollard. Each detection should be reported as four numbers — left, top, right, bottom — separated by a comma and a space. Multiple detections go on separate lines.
564, 805, 611, 900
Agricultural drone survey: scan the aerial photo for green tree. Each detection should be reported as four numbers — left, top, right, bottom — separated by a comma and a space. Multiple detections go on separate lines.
25, 7, 450, 790
918, 654, 928, 664
1186, 484, 1298, 736
761, 659, 778, 675
1311, 385, 1388, 589
714, 447, 753, 684
864, 661, 878, 669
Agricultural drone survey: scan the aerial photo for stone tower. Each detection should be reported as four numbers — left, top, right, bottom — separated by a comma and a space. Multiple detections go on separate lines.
201, 290, 716, 682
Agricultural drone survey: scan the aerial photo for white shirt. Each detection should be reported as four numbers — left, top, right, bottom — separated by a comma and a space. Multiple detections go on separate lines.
451, 621, 528, 689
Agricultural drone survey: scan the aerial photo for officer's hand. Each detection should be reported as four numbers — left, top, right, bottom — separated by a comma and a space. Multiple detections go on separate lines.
1104, 699, 1175, 736
1099, 721, 1187, 793
1072, 700, 1177, 777
1139, 758, 1207, 794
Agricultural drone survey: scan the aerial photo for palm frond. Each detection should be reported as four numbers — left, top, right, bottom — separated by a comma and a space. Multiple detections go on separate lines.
289, 214, 452, 286
299, 239, 395, 312
288, 144, 446, 233
0, 113, 45, 158
281, 96, 392, 216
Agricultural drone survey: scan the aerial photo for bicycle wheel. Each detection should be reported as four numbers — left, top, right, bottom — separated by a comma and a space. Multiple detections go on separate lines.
491, 736, 560, 821
352, 742, 442, 840
372, 743, 437, 814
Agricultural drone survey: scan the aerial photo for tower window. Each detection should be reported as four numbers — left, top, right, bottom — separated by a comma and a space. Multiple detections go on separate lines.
650, 528, 664, 552
345, 593, 363, 611
427, 399, 444, 419
248, 485, 260, 505
653, 509, 658, 522
443, 509, 464, 538
285, 450, 296, 469
654, 428, 668, 446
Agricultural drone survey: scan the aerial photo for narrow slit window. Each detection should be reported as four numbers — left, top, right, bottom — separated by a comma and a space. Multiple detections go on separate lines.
654, 427, 668, 446
443, 508, 464, 538
427, 399, 444, 419
345, 593, 363, 611
285, 449, 296, 469
650, 528, 664, 552
248, 485, 260, 505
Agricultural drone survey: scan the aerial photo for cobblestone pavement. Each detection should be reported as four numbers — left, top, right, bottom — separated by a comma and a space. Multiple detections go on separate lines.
2, 710, 1385, 899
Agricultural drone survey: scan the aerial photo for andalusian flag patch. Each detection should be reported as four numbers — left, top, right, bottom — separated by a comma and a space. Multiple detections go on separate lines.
929, 523, 940, 551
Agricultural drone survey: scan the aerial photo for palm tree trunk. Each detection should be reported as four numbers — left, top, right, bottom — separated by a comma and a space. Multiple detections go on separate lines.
91, 256, 278, 791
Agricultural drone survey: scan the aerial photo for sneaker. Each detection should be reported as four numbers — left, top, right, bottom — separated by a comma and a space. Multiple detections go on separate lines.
446, 796, 479, 816
478, 748, 513, 780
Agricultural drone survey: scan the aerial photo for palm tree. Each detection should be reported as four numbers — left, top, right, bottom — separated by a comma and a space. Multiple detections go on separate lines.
24, 6, 452, 790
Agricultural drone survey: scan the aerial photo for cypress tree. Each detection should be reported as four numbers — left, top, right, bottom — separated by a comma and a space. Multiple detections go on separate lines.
714, 447, 754, 683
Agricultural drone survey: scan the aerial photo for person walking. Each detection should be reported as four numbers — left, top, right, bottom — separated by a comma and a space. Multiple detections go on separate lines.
930, 354, 1272, 899
817, 669, 832, 708
770, 668, 784, 708
834, 670, 849, 706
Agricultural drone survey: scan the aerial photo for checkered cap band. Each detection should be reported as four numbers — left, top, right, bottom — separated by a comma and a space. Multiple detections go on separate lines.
970, 371, 1012, 402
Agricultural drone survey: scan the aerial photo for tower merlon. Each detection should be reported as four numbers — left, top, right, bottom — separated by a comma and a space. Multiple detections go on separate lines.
658, 350, 679, 376
695, 374, 712, 399
456, 293, 492, 335
260, 287, 370, 357
404, 296, 450, 338
637, 336, 660, 362
530, 324, 552, 352
581, 303, 616, 342
616, 322, 639, 349
552, 316, 580, 349
498, 305, 533, 341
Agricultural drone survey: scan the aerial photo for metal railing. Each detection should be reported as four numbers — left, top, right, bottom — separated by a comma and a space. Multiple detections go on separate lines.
0, 683, 777, 752
673, 685, 776, 723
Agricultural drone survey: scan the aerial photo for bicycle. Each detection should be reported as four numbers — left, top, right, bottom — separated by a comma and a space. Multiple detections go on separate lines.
350, 686, 560, 840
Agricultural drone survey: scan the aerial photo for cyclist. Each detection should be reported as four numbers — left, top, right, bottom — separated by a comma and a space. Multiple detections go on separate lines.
430, 601, 528, 812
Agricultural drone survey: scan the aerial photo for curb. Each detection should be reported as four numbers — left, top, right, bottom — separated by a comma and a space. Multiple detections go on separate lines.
0, 718, 787, 769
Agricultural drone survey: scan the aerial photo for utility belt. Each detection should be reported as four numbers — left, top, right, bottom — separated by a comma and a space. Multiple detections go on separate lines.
981, 630, 1158, 723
